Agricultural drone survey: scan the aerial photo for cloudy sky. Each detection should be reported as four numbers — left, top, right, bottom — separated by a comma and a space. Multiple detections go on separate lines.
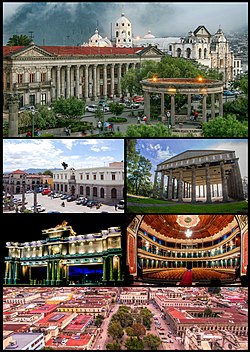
3, 139, 124, 172
136, 139, 248, 179
3, 2, 248, 45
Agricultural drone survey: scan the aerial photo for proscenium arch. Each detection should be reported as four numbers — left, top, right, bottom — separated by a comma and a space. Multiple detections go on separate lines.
140, 77, 224, 125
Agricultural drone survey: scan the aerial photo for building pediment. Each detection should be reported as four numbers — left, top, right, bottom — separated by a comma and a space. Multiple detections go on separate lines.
7, 44, 55, 58
194, 25, 211, 37
137, 45, 164, 57
159, 150, 233, 164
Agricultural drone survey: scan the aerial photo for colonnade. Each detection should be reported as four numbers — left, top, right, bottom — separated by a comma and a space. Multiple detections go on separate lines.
4, 254, 122, 285
153, 159, 244, 203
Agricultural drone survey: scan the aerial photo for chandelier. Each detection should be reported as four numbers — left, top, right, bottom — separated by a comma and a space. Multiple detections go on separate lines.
185, 229, 193, 238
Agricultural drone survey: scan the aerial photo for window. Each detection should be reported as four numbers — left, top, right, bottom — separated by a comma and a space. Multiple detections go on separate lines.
93, 174, 97, 180
112, 174, 116, 180
41, 72, 46, 82
80, 174, 83, 180
100, 188, 104, 198
93, 187, 97, 197
29, 73, 35, 83
116, 31, 119, 37
100, 174, 104, 180
128, 31, 130, 36
41, 93, 46, 105
169, 45, 172, 51
17, 74, 23, 84
86, 174, 89, 180
65, 185, 67, 192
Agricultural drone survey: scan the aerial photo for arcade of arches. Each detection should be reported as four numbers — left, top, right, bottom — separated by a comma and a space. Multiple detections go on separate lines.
127, 215, 248, 286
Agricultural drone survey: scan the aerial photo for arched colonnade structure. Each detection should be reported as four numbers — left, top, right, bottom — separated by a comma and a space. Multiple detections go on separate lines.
153, 150, 245, 203
140, 77, 224, 125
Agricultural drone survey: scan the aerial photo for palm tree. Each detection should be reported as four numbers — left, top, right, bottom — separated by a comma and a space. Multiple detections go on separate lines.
7, 34, 32, 46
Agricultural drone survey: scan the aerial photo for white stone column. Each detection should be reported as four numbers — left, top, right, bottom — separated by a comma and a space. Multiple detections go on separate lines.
111, 64, 115, 98
219, 92, 223, 116
84, 65, 89, 99
103, 64, 107, 99
202, 94, 207, 122
211, 93, 215, 119
71, 67, 74, 96
170, 94, 175, 126
61, 68, 65, 98
118, 64, 122, 97
56, 66, 61, 98
75, 65, 80, 98
93, 64, 97, 99
66, 66, 70, 98
144, 91, 150, 120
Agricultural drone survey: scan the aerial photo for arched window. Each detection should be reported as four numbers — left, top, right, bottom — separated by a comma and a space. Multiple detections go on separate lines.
61, 184, 63, 192
111, 188, 117, 199
93, 187, 97, 197
199, 48, 202, 59
86, 186, 90, 196
80, 186, 84, 195
186, 48, 191, 59
204, 48, 207, 59
177, 48, 182, 58
100, 188, 104, 198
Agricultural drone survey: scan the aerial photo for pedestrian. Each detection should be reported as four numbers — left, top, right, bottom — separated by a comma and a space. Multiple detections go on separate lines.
143, 115, 147, 124
194, 111, 198, 121
117, 126, 120, 132
26, 131, 32, 138
115, 204, 117, 211
137, 115, 140, 124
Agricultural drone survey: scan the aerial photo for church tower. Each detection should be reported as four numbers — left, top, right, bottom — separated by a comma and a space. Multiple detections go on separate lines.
114, 13, 132, 48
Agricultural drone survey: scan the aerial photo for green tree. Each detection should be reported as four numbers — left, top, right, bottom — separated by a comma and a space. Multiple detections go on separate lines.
130, 323, 146, 339
52, 97, 85, 118
125, 337, 144, 350
125, 123, 172, 137
18, 111, 32, 131
111, 311, 134, 328
34, 106, 57, 130
139, 308, 153, 330
7, 34, 32, 46
108, 102, 125, 117
95, 317, 103, 327
43, 170, 53, 177
106, 342, 122, 350
128, 154, 152, 196
202, 115, 248, 137
143, 334, 162, 350
108, 322, 124, 340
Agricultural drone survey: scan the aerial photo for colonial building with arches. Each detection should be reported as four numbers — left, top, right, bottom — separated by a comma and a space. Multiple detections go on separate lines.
127, 215, 248, 286
53, 162, 124, 204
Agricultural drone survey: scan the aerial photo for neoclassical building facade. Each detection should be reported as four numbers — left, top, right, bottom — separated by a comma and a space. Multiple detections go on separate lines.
53, 162, 124, 204
3, 44, 163, 109
4, 221, 123, 286
153, 150, 245, 203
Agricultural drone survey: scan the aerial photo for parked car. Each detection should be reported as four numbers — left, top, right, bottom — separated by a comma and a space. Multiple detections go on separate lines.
86, 200, 98, 207
82, 199, 89, 206
126, 102, 140, 109
76, 197, 86, 205
19, 105, 37, 114
60, 194, 68, 200
67, 196, 77, 202
223, 90, 235, 96
42, 188, 51, 195
133, 95, 144, 103
85, 104, 98, 112
27, 204, 46, 212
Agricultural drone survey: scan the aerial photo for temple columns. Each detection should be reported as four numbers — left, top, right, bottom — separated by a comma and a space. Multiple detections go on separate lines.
191, 165, 196, 203
220, 161, 229, 202
167, 169, 173, 201
205, 163, 212, 203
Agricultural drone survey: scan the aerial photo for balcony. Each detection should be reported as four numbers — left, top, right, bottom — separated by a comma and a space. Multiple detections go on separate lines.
13, 81, 53, 90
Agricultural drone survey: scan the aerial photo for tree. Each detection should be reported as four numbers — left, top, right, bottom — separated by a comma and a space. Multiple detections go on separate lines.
108, 102, 125, 117
111, 311, 134, 328
129, 323, 146, 339
34, 106, 57, 130
7, 34, 32, 46
52, 97, 85, 118
124, 123, 172, 137
18, 111, 32, 130
43, 170, 53, 177
95, 317, 103, 327
202, 115, 248, 137
125, 337, 144, 350
127, 154, 152, 196
139, 308, 153, 330
143, 334, 162, 350
108, 322, 124, 340
106, 342, 122, 350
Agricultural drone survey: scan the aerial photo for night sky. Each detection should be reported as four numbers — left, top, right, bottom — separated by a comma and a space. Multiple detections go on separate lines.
3, 213, 126, 242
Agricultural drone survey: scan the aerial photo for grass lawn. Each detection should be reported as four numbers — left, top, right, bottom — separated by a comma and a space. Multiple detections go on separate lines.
127, 196, 248, 213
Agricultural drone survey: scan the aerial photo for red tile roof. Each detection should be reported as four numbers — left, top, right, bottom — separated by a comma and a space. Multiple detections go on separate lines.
3, 45, 144, 57
12, 169, 27, 174
46, 333, 92, 348
29, 304, 58, 315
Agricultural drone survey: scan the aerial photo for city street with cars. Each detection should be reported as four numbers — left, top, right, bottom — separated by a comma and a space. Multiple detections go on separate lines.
5, 192, 124, 213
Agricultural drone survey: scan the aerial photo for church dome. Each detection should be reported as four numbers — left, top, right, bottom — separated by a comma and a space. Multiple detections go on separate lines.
89, 29, 102, 44
144, 30, 155, 39
116, 12, 131, 26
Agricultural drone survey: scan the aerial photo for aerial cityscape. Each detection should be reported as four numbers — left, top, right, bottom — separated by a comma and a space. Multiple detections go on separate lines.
3, 287, 248, 350
2, 2, 248, 350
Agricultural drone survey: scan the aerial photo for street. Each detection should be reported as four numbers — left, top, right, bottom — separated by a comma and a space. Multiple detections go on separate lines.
4, 193, 124, 213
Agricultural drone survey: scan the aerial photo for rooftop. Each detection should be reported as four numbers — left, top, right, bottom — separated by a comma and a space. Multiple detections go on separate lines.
5, 333, 43, 350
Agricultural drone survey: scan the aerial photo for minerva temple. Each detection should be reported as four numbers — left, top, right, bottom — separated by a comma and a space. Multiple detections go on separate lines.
152, 150, 245, 203
4, 221, 123, 286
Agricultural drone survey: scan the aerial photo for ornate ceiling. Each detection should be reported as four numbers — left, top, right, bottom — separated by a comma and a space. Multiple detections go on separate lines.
142, 215, 235, 240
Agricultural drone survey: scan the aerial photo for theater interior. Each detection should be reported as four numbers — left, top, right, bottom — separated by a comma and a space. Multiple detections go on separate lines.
127, 215, 248, 286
